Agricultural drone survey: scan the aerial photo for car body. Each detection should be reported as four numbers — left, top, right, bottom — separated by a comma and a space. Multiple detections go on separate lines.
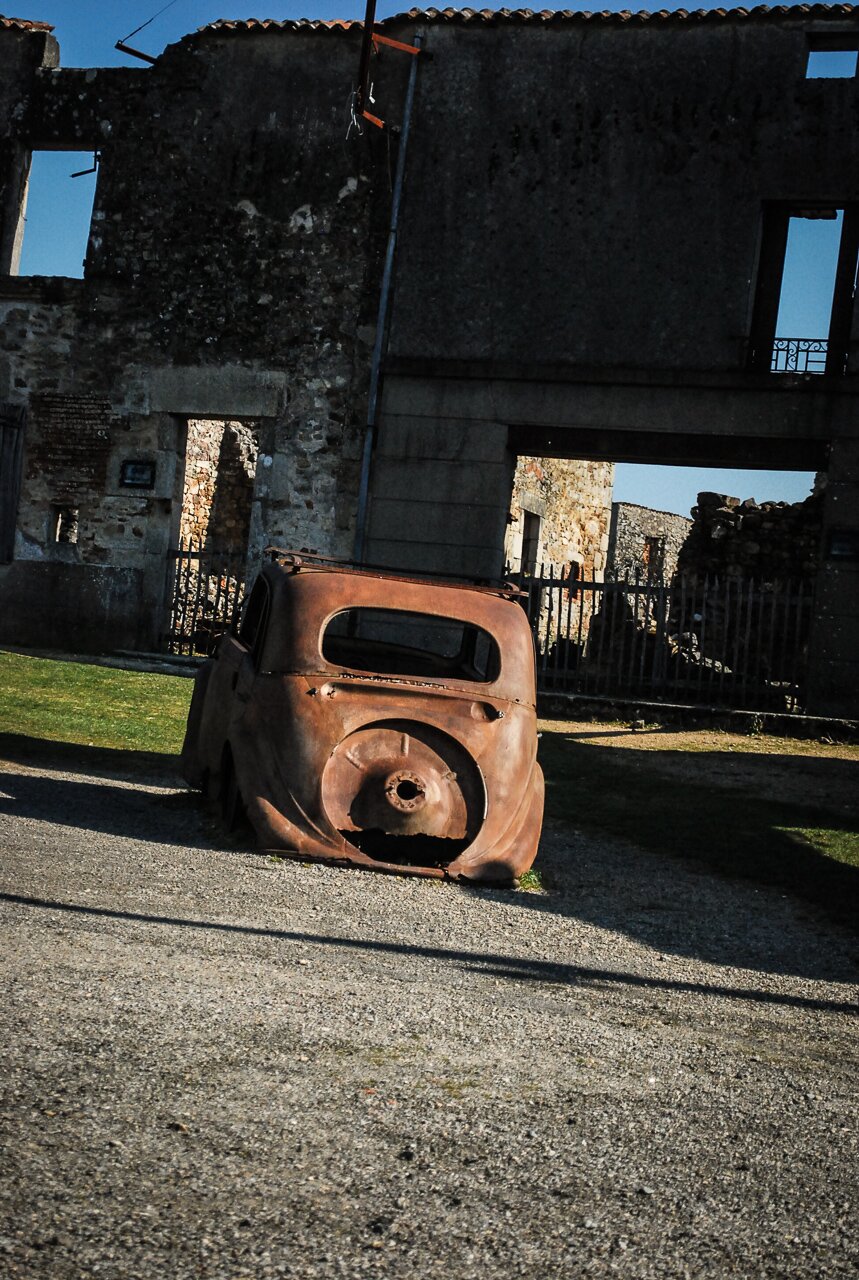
181, 550, 544, 882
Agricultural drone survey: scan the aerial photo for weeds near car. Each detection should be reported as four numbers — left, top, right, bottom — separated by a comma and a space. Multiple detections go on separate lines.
517, 868, 544, 893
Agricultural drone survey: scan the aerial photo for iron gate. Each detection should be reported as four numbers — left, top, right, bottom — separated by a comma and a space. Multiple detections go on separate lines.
511, 567, 814, 713
163, 543, 250, 656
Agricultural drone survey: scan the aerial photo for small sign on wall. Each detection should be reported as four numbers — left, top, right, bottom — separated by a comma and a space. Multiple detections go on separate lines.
119, 460, 156, 489
826, 528, 859, 562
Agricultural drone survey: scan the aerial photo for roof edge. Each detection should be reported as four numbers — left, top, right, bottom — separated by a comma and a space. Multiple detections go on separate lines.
180, 4, 858, 44
0, 14, 54, 32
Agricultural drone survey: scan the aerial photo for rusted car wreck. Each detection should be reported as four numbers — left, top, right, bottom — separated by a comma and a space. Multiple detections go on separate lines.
181, 551, 544, 882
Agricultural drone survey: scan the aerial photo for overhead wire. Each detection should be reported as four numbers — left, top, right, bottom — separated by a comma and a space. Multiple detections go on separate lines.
120, 0, 185, 45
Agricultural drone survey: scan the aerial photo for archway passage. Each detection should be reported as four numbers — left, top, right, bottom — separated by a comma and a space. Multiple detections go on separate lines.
506, 456, 821, 715
365, 372, 852, 716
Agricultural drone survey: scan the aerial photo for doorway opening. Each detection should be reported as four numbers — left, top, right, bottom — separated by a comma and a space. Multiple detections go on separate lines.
506, 456, 821, 713
164, 418, 261, 655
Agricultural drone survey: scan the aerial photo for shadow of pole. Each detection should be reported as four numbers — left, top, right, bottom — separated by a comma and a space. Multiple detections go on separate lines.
2, 892, 855, 1016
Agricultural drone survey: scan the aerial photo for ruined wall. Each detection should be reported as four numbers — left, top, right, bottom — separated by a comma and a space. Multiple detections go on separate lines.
505, 457, 614, 580
0, 21, 401, 650
677, 489, 823, 583
608, 503, 693, 581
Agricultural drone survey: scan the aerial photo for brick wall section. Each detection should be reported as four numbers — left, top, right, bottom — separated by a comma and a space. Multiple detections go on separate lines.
17, 393, 137, 563
608, 502, 693, 581
506, 457, 615, 580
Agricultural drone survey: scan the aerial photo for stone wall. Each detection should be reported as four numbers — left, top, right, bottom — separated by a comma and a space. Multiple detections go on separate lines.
677, 488, 823, 584
608, 502, 693, 581
505, 457, 615, 581
0, 21, 401, 650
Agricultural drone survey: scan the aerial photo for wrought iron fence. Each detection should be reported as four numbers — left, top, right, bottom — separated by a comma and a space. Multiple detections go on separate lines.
163, 542, 250, 656
510, 567, 814, 713
770, 336, 828, 374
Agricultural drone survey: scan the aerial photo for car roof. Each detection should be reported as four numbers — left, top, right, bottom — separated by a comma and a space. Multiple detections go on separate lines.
262, 548, 524, 601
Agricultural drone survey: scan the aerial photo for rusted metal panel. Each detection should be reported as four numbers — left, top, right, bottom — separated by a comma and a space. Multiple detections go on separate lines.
182, 550, 543, 883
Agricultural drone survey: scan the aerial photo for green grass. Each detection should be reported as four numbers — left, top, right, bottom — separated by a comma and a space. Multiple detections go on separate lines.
517, 868, 544, 893
538, 727, 859, 927
0, 649, 193, 754
781, 826, 859, 870
1, 648, 856, 923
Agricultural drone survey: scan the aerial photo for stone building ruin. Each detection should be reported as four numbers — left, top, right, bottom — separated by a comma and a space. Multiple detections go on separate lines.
0, 7, 857, 715
505, 457, 615, 582
607, 502, 694, 583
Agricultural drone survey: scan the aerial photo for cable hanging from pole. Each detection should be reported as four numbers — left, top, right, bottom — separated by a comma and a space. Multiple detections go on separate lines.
116, 0, 185, 63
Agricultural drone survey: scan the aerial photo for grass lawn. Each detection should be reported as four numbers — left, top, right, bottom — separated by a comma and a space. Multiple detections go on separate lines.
0, 649, 193, 755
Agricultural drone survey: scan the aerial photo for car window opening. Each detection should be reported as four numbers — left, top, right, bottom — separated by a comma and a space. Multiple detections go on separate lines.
322, 608, 501, 683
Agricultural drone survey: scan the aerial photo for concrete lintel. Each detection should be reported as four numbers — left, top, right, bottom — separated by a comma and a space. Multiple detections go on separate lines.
148, 365, 286, 418
382, 373, 857, 444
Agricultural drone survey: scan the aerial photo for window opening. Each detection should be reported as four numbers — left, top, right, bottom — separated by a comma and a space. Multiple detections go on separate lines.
323, 608, 501, 683
750, 205, 859, 376
17, 151, 99, 278
238, 578, 269, 652
805, 48, 858, 79
53, 505, 79, 545
521, 510, 542, 576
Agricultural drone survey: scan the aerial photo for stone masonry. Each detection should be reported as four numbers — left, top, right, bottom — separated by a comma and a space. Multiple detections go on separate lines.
506, 457, 615, 581
608, 502, 693, 582
677, 487, 823, 584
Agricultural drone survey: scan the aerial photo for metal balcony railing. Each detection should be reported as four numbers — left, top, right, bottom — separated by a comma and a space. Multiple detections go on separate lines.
770, 336, 829, 374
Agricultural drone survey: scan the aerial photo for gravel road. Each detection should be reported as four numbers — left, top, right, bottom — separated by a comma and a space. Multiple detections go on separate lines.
1, 739, 857, 1279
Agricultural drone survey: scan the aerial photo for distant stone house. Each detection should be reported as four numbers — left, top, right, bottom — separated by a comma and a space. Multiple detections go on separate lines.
607, 502, 693, 582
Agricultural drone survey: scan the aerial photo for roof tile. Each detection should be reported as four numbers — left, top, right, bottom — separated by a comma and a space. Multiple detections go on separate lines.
191, 4, 857, 39
0, 14, 54, 31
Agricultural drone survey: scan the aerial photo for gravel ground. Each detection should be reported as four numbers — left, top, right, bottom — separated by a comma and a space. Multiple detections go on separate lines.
1, 739, 857, 1280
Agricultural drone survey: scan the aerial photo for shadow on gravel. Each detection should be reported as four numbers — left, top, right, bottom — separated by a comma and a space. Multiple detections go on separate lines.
2, 891, 856, 1016
0, 731, 179, 783
529, 732, 859, 952
2, 729, 856, 986
0, 734, 218, 850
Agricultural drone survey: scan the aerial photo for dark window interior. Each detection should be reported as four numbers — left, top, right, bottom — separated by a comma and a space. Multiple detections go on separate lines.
322, 608, 501, 683
238, 577, 269, 652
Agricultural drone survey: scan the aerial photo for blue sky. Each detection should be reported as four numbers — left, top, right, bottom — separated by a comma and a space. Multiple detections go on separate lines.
16, 2, 837, 514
